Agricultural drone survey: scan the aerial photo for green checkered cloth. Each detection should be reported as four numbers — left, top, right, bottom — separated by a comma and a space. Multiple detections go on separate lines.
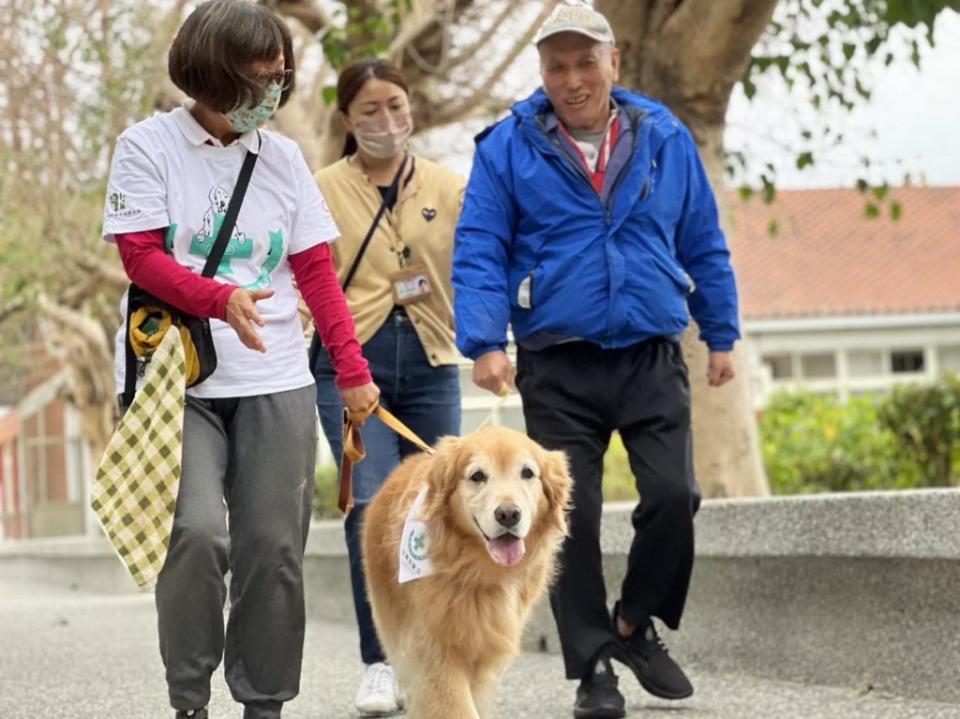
91, 328, 186, 589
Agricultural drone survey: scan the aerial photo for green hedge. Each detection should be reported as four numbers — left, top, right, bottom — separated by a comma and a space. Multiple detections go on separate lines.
313, 462, 341, 519
760, 376, 960, 494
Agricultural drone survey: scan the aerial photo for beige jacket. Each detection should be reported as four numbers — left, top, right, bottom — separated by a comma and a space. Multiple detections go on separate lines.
314, 154, 465, 366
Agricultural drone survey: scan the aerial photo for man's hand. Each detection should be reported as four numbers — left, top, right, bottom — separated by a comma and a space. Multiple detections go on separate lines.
340, 382, 381, 418
473, 350, 515, 396
707, 351, 735, 387
225, 288, 275, 353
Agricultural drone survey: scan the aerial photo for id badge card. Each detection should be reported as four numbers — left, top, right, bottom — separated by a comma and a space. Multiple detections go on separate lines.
389, 265, 432, 305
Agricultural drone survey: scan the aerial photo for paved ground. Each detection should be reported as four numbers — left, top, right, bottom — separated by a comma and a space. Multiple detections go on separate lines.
1, 581, 959, 719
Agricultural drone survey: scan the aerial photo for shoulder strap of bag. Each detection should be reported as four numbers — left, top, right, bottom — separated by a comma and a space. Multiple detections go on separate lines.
340, 155, 410, 293
201, 134, 261, 278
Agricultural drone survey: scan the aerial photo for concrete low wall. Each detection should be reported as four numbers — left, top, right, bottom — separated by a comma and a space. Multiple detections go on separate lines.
3, 489, 959, 703
525, 489, 960, 704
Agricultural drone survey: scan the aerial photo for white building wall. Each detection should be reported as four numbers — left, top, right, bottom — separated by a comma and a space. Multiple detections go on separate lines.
744, 312, 960, 406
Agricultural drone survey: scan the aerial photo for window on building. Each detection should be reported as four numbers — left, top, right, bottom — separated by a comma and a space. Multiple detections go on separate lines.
800, 353, 836, 379
938, 346, 960, 373
891, 349, 924, 374
847, 350, 885, 377
762, 354, 794, 379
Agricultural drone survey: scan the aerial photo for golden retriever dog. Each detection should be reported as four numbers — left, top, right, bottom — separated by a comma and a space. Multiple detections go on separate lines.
362, 426, 572, 719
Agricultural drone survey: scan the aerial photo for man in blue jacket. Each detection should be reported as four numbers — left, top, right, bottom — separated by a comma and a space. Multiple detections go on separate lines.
453, 5, 740, 718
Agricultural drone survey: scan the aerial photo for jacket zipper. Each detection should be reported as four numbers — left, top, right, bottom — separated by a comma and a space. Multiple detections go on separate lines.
603, 110, 645, 224
543, 131, 595, 192
537, 115, 643, 226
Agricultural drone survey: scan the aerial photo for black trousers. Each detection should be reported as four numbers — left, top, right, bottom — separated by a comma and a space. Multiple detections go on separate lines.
516, 339, 701, 680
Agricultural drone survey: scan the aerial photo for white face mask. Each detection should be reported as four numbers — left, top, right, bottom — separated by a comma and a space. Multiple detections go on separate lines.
352, 114, 413, 159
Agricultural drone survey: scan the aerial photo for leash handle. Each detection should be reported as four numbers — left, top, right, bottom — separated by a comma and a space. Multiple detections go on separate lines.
338, 401, 435, 515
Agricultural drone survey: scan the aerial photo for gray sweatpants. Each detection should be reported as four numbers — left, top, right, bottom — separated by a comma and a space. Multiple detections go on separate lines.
155, 385, 317, 719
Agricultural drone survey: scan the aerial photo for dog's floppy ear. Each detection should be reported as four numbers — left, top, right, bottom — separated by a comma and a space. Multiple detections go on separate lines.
540, 448, 573, 531
421, 435, 463, 521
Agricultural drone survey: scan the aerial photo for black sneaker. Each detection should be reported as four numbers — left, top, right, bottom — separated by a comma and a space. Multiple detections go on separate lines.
610, 601, 693, 700
175, 710, 208, 719
573, 655, 626, 719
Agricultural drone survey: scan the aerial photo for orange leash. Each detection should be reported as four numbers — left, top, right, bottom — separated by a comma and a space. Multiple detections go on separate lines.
339, 400, 436, 515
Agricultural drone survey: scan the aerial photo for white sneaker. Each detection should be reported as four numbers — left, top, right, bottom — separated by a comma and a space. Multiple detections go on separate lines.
355, 662, 401, 716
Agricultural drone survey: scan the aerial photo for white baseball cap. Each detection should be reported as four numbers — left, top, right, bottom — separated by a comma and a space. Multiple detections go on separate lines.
533, 3, 615, 46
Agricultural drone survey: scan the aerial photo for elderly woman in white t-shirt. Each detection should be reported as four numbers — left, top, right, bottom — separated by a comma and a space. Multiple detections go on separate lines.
102, 2, 378, 718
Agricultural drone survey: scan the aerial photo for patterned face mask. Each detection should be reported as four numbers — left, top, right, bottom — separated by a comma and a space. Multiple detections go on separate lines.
226, 81, 282, 134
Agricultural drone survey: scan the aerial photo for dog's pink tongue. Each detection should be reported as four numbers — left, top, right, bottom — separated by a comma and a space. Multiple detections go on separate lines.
489, 535, 526, 567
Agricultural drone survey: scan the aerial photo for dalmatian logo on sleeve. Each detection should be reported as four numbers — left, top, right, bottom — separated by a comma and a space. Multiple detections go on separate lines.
185, 185, 285, 289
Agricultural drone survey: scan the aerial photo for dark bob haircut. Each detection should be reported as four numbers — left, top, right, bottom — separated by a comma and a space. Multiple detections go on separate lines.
168, 0, 295, 113
336, 58, 409, 156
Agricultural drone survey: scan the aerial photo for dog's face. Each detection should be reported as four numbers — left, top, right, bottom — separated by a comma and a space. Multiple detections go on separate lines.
209, 187, 230, 213
424, 427, 572, 568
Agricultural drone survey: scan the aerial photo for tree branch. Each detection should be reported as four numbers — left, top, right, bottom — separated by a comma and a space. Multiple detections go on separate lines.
270, 0, 332, 34
0, 297, 26, 326
36, 294, 112, 353
418, 0, 560, 130
442, 1, 517, 74
650, 0, 684, 33
391, 0, 476, 86
665, 0, 780, 76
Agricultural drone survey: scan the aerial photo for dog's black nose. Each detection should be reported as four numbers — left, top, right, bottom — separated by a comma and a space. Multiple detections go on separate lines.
494, 503, 522, 529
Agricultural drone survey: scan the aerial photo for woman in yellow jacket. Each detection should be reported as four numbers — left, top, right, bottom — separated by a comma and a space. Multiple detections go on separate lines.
310, 58, 464, 717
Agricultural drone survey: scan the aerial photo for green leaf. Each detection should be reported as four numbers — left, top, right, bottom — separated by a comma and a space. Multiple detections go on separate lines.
796, 152, 815, 170
767, 218, 780, 236
865, 202, 880, 219
761, 175, 777, 204
321, 85, 337, 106
738, 185, 755, 201
890, 201, 903, 221
872, 183, 889, 201
842, 42, 857, 60
856, 178, 870, 194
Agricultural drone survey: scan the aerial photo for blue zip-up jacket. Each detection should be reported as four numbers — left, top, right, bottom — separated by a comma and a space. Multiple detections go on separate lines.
452, 87, 740, 359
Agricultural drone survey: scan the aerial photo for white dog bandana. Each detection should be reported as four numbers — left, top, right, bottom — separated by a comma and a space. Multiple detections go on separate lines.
398, 485, 434, 583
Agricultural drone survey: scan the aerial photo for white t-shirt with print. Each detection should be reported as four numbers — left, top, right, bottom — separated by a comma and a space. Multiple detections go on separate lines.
103, 106, 339, 398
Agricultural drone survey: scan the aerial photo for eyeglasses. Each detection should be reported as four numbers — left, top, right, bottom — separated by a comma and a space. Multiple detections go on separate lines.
252, 68, 293, 90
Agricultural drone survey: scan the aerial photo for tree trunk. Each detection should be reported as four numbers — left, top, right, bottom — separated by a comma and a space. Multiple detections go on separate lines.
683, 127, 769, 498
597, 0, 779, 498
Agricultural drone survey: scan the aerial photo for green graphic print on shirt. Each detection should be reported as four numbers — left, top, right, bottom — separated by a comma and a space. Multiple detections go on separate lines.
183, 186, 285, 290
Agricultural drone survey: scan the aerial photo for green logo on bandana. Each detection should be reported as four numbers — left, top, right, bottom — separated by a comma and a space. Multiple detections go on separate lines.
408, 530, 428, 562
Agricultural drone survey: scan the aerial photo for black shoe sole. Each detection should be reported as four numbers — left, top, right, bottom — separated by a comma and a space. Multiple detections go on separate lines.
611, 652, 694, 700
574, 706, 626, 719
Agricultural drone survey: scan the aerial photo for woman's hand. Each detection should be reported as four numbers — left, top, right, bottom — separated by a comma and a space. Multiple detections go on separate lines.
225, 288, 275, 353
340, 381, 381, 417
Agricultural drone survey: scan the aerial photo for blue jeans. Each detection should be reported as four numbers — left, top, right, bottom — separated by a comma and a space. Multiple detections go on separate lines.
313, 309, 461, 664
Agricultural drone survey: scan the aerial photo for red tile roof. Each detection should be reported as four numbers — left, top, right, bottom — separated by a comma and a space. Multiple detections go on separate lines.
726, 187, 960, 320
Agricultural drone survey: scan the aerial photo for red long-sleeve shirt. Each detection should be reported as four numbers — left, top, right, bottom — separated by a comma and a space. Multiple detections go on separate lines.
115, 229, 371, 388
